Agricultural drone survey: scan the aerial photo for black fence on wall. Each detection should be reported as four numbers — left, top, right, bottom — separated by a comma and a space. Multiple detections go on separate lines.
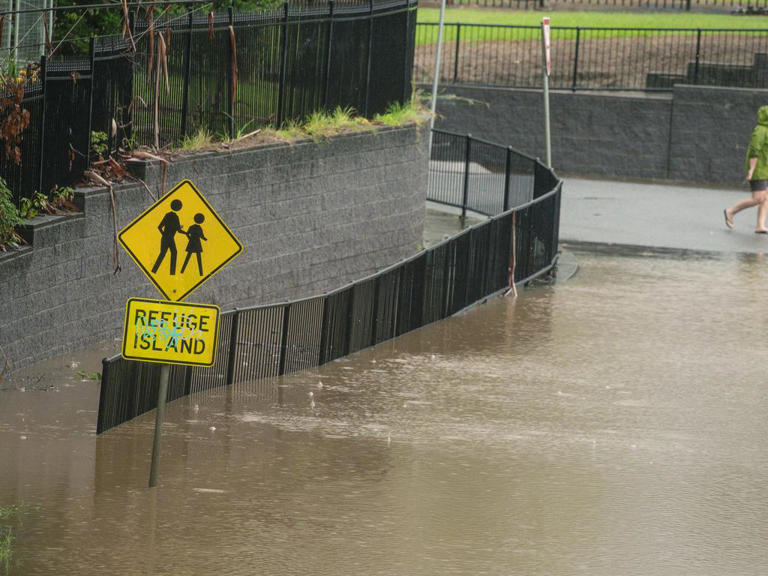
414, 23, 768, 91
3, 0, 417, 207
440, 0, 768, 11
95, 129, 562, 435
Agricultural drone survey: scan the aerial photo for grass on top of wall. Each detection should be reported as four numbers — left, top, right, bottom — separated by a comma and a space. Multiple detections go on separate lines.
416, 7, 768, 29
178, 98, 429, 152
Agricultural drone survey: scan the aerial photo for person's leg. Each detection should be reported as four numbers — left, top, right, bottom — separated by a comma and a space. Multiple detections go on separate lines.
152, 241, 169, 273
169, 244, 177, 275
727, 195, 762, 218
757, 191, 768, 231
196, 252, 203, 276
180, 252, 192, 273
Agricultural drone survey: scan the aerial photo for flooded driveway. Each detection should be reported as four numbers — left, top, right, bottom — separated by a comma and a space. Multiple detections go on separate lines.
2, 248, 768, 575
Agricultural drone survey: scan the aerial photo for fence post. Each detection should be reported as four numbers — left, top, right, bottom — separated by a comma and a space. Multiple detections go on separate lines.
464, 228, 474, 306
453, 23, 461, 83
225, 309, 240, 385
461, 133, 472, 222
86, 37, 96, 172
571, 26, 580, 92
37, 54, 47, 196
318, 296, 330, 364
278, 304, 291, 376
503, 146, 512, 211
685, 0, 691, 10
441, 245, 451, 317
180, 9, 193, 139
363, 0, 374, 117
323, 0, 334, 110
693, 28, 702, 84
402, 0, 410, 103
184, 365, 193, 396
276, 1, 289, 127
370, 277, 380, 347
344, 286, 356, 355
227, 7, 235, 138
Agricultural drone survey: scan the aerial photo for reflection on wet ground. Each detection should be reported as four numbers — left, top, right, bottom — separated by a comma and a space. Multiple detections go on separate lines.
3, 248, 768, 575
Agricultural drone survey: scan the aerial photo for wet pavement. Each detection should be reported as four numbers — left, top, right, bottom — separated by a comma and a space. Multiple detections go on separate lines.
560, 178, 768, 253
3, 248, 768, 575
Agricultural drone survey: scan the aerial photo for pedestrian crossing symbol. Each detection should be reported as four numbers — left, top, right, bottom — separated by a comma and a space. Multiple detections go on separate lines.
118, 180, 243, 302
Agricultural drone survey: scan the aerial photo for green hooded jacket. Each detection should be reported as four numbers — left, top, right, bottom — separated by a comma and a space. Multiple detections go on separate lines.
746, 106, 768, 180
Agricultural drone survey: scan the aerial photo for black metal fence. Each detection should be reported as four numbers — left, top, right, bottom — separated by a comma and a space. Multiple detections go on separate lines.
95, 129, 562, 434
414, 23, 768, 91
441, 0, 768, 11
4, 0, 418, 207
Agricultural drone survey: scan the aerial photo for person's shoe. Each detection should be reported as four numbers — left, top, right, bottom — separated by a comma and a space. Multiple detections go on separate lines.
724, 209, 734, 229
756, 229, 768, 234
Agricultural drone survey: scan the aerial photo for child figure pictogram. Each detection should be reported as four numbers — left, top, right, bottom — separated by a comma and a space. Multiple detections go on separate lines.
181, 213, 208, 275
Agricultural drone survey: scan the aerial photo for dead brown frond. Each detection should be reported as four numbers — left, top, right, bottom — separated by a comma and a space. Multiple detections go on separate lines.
164, 6, 171, 47
158, 32, 169, 95
84, 170, 121, 274
121, 0, 136, 52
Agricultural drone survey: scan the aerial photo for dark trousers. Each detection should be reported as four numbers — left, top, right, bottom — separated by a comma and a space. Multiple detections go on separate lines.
152, 236, 177, 275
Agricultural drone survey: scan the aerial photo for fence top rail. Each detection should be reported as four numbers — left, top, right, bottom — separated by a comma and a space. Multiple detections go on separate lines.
497, 180, 562, 216
417, 22, 768, 33
432, 129, 538, 163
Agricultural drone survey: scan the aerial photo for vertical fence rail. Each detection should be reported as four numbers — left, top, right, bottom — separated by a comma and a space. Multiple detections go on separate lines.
96, 128, 561, 435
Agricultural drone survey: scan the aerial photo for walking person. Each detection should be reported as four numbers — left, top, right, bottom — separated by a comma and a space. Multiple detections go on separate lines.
724, 106, 768, 233
180, 213, 208, 276
151, 199, 185, 275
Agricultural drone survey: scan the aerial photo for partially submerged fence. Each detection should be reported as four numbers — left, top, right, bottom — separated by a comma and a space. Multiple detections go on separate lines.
4, 0, 417, 207
96, 129, 561, 434
414, 23, 768, 91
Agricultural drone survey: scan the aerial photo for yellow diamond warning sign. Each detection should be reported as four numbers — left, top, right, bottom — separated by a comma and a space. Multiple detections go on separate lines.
122, 298, 220, 367
119, 180, 243, 302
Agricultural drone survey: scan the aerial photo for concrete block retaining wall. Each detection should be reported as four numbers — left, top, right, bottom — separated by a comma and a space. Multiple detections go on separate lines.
0, 124, 429, 371
432, 84, 768, 186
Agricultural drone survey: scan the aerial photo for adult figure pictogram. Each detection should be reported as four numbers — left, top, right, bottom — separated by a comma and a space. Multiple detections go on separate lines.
151, 199, 185, 275
181, 213, 208, 275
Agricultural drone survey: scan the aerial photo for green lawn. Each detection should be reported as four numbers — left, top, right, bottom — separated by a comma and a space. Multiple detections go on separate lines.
417, 7, 768, 29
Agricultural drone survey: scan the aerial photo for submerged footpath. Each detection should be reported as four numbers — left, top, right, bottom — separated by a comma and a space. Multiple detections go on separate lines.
560, 178, 768, 255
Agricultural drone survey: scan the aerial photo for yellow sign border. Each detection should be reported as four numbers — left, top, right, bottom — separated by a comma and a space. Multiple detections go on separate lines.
121, 297, 221, 367
118, 179, 243, 302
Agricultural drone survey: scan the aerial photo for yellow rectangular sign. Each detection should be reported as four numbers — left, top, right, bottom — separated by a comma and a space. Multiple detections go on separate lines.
122, 298, 220, 367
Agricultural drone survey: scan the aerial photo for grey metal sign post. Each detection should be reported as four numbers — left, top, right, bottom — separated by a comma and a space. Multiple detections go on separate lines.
541, 17, 552, 169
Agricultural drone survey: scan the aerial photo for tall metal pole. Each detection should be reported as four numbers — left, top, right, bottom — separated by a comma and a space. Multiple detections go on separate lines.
149, 364, 170, 488
540, 16, 552, 169
428, 0, 447, 155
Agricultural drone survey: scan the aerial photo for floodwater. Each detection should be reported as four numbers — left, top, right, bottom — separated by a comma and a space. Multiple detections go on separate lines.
3, 247, 768, 575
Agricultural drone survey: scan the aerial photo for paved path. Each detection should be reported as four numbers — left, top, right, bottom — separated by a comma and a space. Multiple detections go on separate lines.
560, 178, 768, 254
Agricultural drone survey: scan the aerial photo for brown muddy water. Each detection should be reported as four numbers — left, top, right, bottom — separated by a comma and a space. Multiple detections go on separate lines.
3, 248, 768, 575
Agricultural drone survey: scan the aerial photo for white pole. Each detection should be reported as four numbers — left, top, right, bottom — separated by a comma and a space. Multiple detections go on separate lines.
540, 16, 552, 168
428, 0, 447, 155
12, 0, 19, 71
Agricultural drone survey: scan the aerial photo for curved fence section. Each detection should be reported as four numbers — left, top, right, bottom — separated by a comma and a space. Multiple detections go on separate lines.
96, 129, 561, 434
